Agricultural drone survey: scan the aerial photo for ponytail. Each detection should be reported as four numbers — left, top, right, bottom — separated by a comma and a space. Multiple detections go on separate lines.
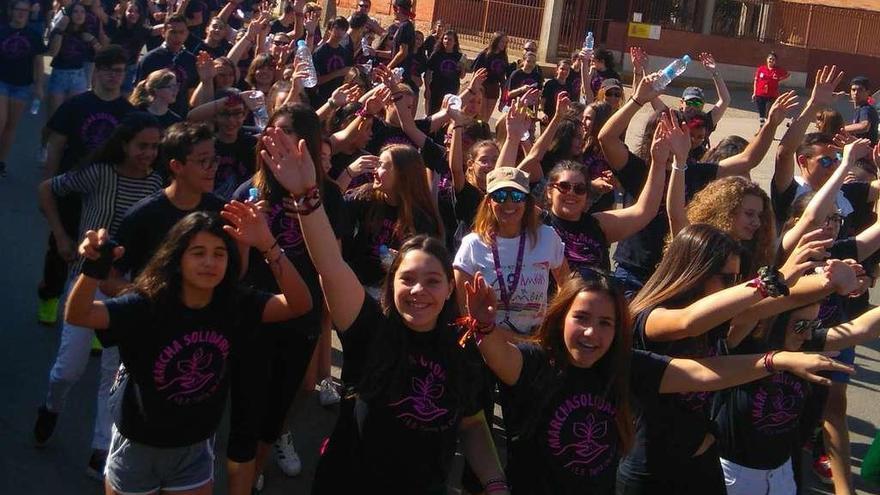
129, 79, 151, 107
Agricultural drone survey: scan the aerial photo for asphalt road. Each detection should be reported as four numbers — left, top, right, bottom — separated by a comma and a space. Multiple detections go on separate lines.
0, 79, 878, 494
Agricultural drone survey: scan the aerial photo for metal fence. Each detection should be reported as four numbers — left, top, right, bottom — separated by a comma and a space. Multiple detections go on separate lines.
768, 2, 880, 57
434, 0, 544, 51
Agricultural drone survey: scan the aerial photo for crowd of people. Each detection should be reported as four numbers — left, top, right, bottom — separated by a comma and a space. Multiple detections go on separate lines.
7, 0, 880, 492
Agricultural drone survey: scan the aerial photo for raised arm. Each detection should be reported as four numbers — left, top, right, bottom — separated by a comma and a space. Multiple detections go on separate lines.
598, 72, 661, 170
781, 139, 870, 254
598, 110, 673, 242
64, 229, 123, 330
823, 304, 880, 351
698, 53, 731, 123
717, 91, 798, 177
498, 97, 530, 168
774, 65, 844, 194
465, 272, 523, 386
259, 127, 365, 331
517, 91, 570, 181
190, 51, 216, 107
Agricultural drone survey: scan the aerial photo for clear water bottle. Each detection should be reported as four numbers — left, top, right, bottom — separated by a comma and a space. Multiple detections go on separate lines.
29, 98, 40, 115
392, 67, 405, 82
652, 55, 691, 91
247, 91, 269, 130
446, 94, 462, 110
360, 36, 371, 57
362, 59, 373, 77
248, 187, 260, 202
296, 40, 318, 88
583, 31, 594, 51
379, 244, 395, 270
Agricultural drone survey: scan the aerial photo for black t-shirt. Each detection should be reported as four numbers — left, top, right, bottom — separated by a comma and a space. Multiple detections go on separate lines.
503, 344, 669, 495
852, 103, 879, 144
106, 21, 151, 65
365, 120, 448, 174
47, 92, 136, 173
214, 132, 257, 200
188, 38, 231, 59
392, 19, 415, 82
565, 67, 581, 101
841, 181, 874, 236
114, 191, 226, 277
269, 18, 294, 34
713, 333, 825, 469
626, 308, 727, 470
101, 288, 269, 447
452, 181, 482, 245
544, 211, 610, 275
138, 105, 183, 129
136, 45, 199, 116
426, 51, 462, 96
542, 78, 570, 119
612, 152, 718, 279
0, 24, 45, 86
508, 67, 544, 93
313, 41, 353, 101
50, 31, 90, 69
473, 50, 508, 86
333, 297, 484, 491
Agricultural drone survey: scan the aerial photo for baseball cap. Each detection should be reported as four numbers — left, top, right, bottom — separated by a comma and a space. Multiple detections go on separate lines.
682, 86, 704, 101
600, 78, 622, 91
393, 0, 413, 10
486, 167, 530, 194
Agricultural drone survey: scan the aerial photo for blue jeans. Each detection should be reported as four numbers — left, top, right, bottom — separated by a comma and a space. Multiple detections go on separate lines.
122, 64, 138, 93
47, 68, 87, 95
613, 263, 647, 300
0, 81, 32, 101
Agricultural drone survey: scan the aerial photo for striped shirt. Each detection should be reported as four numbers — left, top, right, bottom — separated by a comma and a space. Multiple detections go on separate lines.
51, 162, 164, 275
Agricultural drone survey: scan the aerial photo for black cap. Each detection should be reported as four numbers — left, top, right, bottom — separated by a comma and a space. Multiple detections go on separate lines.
393, 0, 412, 10
851, 76, 870, 90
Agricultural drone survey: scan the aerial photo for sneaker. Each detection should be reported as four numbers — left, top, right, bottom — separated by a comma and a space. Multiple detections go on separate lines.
85, 449, 107, 480
37, 297, 59, 326
254, 473, 264, 492
318, 377, 341, 406
273, 431, 302, 476
812, 454, 834, 485
34, 405, 58, 447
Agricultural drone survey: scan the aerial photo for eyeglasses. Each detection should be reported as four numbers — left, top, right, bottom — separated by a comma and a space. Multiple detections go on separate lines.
793, 318, 821, 337
816, 154, 841, 168
489, 189, 527, 203
550, 181, 588, 195
717, 272, 742, 287
604, 90, 622, 98
188, 156, 217, 170
824, 213, 845, 226
684, 99, 704, 108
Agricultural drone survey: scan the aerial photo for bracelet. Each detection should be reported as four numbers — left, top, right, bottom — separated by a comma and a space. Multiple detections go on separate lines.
327, 99, 339, 109
671, 160, 688, 171
748, 266, 789, 298
260, 239, 278, 257
762, 350, 779, 374
454, 315, 495, 347
484, 478, 510, 493
629, 95, 644, 107
289, 185, 322, 215
355, 107, 374, 119
265, 246, 285, 265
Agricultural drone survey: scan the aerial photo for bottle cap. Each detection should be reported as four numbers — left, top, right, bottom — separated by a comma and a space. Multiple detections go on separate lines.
681, 55, 691, 63
297, 40, 306, 48
248, 187, 259, 201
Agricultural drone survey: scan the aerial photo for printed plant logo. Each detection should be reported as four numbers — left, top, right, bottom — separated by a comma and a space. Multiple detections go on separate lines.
546, 393, 617, 477
751, 374, 805, 433
1, 33, 30, 59
389, 355, 456, 431
152, 330, 230, 405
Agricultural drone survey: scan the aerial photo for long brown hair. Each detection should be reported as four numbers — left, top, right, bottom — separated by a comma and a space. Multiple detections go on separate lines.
472, 191, 540, 247
253, 104, 325, 202
354, 144, 444, 240
529, 275, 635, 452
631, 224, 741, 315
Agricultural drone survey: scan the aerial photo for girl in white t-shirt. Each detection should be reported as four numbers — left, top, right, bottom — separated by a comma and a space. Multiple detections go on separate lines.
454, 166, 568, 337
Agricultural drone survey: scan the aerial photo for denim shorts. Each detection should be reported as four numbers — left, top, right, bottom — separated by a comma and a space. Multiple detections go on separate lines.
122, 64, 138, 93
105, 426, 215, 495
721, 457, 796, 495
47, 68, 87, 95
0, 81, 32, 101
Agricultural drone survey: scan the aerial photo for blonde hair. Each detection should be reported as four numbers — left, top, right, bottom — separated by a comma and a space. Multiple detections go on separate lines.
472, 193, 540, 247
129, 68, 176, 107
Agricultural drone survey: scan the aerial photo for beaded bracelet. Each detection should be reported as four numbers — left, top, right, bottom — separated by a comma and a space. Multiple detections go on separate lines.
748, 266, 789, 298
455, 315, 495, 347
762, 350, 779, 374
289, 185, 322, 215
355, 107, 374, 119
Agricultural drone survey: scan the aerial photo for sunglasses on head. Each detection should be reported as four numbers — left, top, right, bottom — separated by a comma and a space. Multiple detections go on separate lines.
489, 189, 527, 203
793, 318, 821, 336
550, 181, 588, 195
817, 154, 841, 168
685, 99, 704, 107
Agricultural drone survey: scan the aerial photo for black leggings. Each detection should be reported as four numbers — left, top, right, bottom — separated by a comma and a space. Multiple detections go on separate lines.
755, 96, 775, 120
616, 444, 727, 495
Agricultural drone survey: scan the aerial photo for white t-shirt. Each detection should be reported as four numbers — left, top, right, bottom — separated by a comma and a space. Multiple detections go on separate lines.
454, 225, 565, 334
794, 176, 854, 217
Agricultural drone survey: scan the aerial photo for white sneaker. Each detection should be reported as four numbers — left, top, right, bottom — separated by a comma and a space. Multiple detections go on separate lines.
254, 473, 264, 492
273, 431, 302, 476
318, 377, 341, 406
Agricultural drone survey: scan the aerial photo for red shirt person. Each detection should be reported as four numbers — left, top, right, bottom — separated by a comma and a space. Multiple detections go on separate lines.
753, 52, 789, 125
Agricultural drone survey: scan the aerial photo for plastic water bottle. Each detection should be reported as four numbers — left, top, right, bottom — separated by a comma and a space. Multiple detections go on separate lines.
247, 91, 269, 130
296, 40, 318, 88
360, 36, 371, 57
248, 187, 259, 202
652, 55, 691, 91
29, 98, 40, 115
392, 67, 405, 82
362, 59, 373, 76
446, 94, 462, 111
379, 244, 395, 270
583, 31, 594, 51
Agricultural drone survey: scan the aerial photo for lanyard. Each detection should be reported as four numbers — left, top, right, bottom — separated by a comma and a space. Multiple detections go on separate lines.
490, 231, 526, 331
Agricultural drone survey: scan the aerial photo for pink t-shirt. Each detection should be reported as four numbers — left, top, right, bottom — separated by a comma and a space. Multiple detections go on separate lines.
754, 65, 789, 98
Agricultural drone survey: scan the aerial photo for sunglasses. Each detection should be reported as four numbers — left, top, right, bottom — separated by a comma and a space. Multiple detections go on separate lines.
604, 90, 622, 98
793, 318, 821, 336
824, 213, 844, 226
717, 272, 742, 287
684, 99, 704, 108
817, 154, 841, 168
272, 39, 288, 46
489, 189, 527, 203
550, 181, 588, 195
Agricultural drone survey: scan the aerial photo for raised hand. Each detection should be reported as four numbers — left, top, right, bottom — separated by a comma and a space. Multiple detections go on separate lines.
767, 90, 799, 127
505, 98, 530, 140
633, 72, 662, 104
330, 82, 357, 108
650, 114, 672, 163
468, 68, 488, 93
78, 228, 124, 261
259, 128, 317, 195
464, 272, 497, 326
555, 91, 571, 117
810, 65, 845, 108
365, 86, 391, 115
348, 154, 379, 177
664, 111, 691, 161
221, 200, 275, 250
843, 138, 873, 164
630, 46, 648, 76
196, 51, 215, 82
773, 351, 854, 386
591, 170, 614, 195
698, 52, 717, 72
779, 227, 832, 285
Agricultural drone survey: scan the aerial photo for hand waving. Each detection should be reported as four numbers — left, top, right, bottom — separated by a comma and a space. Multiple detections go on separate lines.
221, 200, 275, 250
259, 127, 317, 195
464, 272, 497, 326
810, 65, 845, 108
